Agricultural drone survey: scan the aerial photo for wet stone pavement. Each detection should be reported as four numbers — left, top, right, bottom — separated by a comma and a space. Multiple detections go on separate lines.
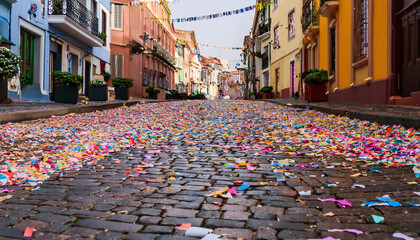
0, 101, 419, 240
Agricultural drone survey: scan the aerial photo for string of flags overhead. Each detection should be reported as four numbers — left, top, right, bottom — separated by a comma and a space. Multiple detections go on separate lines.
176, 39, 244, 50
144, 1, 275, 23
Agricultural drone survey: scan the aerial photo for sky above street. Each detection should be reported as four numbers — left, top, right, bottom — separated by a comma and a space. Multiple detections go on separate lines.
168, 0, 255, 69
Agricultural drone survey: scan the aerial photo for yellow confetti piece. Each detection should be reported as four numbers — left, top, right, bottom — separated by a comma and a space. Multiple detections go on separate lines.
407, 182, 418, 185
0, 195, 13, 202
211, 187, 229, 196
351, 173, 361, 177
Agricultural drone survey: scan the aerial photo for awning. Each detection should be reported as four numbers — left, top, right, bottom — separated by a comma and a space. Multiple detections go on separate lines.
0, 35, 15, 46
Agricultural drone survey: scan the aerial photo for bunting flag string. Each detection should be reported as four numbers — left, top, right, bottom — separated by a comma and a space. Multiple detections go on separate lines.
150, 1, 274, 23
176, 39, 244, 50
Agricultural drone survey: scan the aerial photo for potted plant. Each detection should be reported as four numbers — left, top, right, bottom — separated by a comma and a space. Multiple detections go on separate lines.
98, 32, 106, 43
293, 91, 300, 99
88, 79, 108, 101
103, 71, 111, 84
53, 71, 83, 104
249, 91, 256, 100
112, 78, 133, 100
260, 86, 273, 99
303, 69, 328, 102
0, 47, 21, 103
146, 86, 160, 99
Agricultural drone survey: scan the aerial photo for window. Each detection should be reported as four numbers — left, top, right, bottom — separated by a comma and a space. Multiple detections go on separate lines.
273, 26, 279, 48
110, 54, 123, 78
91, 0, 97, 17
353, 0, 368, 62
101, 10, 106, 33
329, 23, 336, 76
263, 72, 269, 87
20, 30, 35, 86
304, 44, 311, 71
111, 4, 123, 30
101, 10, 107, 45
273, 0, 278, 9
288, 10, 295, 40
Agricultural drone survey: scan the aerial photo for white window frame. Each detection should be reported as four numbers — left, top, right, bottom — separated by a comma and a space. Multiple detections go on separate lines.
111, 3, 123, 30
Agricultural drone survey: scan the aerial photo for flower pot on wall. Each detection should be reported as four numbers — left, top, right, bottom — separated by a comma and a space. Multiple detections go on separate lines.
305, 83, 328, 102
149, 92, 158, 99
88, 86, 108, 101
0, 79, 7, 102
262, 92, 273, 99
54, 85, 79, 104
115, 87, 129, 100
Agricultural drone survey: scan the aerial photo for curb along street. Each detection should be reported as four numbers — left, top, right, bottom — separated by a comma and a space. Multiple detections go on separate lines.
261, 99, 420, 129
0, 100, 167, 125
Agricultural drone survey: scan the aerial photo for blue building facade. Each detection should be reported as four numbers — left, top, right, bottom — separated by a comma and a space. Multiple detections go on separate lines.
7, 0, 110, 101
0, 0, 14, 43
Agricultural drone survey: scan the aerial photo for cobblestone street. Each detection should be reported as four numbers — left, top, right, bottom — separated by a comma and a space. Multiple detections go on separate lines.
0, 101, 419, 240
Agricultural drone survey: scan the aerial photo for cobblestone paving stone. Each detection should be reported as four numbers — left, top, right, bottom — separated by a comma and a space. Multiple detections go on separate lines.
0, 100, 419, 239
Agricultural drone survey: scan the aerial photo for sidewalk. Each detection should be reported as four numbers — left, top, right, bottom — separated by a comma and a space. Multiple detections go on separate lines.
261, 98, 420, 129
0, 99, 166, 125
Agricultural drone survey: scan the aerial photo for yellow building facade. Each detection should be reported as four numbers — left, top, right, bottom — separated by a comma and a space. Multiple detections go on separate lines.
269, 0, 303, 98
303, 0, 393, 104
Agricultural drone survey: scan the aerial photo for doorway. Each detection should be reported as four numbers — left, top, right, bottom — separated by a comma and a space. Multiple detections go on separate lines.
49, 39, 62, 100
290, 60, 295, 97
84, 60, 91, 96
399, 1, 420, 96
20, 30, 34, 88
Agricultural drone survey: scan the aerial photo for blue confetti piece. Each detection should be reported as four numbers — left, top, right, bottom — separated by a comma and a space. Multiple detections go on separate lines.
238, 184, 250, 191
363, 201, 379, 206
276, 178, 285, 182
407, 202, 419, 207
369, 169, 380, 173
387, 201, 402, 207
376, 196, 391, 202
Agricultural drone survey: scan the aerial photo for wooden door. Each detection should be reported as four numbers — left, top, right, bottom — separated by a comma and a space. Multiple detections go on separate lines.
400, 1, 420, 96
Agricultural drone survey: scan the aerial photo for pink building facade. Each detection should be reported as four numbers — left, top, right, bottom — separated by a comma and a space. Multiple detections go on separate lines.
110, 1, 176, 99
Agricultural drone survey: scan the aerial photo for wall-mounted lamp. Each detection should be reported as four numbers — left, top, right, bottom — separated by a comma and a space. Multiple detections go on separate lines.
139, 32, 154, 41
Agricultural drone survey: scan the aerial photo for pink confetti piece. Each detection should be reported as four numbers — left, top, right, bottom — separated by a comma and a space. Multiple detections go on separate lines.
328, 229, 364, 235
212, 201, 222, 205
319, 198, 352, 208
228, 187, 237, 195
246, 164, 254, 171
308, 237, 341, 240
0, 189, 15, 193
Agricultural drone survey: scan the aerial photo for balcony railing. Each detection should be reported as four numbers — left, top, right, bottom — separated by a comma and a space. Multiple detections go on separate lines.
259, 19, 271, 36
303, 0, 318, 31
152, 41, 176, 69
49, 0, 98, 36
262, 52, 269, 70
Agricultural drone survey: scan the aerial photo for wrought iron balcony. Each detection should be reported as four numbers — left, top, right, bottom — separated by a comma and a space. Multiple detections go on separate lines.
152, 41, 176, 69
302, 0, 318, 31
261, 52, 269, 70
319, 0, 339, 18
48, 0, 102, 47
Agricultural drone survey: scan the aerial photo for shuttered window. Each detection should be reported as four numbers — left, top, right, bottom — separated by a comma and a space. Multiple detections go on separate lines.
110, 54, 123, 78
111, 4, 123, 30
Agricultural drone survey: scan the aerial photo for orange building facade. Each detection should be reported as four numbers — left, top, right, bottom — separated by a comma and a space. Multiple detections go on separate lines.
110, 1, 176, 99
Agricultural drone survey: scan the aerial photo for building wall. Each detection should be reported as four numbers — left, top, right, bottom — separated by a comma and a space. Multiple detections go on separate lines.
8, 0, 50, 101
328, 0, 391, 105
0, 1, 11, 39
269, 0, 302, 97
372, 0, 388, 80
110, 1, 176, 99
